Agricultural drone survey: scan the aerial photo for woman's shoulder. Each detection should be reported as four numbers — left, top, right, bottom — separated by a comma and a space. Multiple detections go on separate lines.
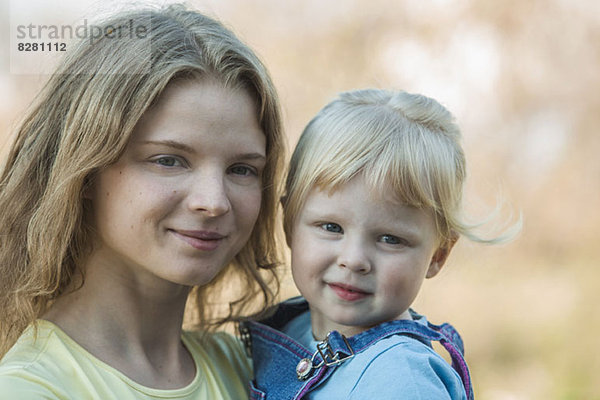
0, 320, 60, 369
0, 320, 69, 399
183, 329, 251, 377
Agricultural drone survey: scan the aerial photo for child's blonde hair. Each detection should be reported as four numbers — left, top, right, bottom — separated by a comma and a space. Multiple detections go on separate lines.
0, 4, 284, 356
283, 89, 512, 249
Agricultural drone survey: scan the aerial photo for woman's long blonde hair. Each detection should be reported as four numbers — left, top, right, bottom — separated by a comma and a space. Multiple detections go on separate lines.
0, 4, 284, 357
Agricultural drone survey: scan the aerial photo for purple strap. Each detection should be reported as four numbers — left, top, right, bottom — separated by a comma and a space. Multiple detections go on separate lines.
436, 323, 474, 400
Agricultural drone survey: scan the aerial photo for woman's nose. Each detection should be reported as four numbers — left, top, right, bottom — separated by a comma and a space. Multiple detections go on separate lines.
186, 172, 231, 217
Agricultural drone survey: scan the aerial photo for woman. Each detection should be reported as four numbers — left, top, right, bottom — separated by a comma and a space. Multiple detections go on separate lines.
0, 4, 284, 399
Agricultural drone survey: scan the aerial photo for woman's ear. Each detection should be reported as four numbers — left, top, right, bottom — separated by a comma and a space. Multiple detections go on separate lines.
82, 174, 96, 200
426, 235, 458, 279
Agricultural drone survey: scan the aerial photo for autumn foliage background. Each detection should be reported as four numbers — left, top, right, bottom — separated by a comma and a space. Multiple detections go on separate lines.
1, 1, 599, 398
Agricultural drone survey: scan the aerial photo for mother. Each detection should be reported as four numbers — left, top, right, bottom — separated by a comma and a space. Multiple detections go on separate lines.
0, 4, 284, 398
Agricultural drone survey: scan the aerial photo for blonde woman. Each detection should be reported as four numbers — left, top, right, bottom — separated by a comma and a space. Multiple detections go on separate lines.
0, 5, 284, 399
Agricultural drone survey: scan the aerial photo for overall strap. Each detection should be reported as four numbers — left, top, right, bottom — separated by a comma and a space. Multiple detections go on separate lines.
322, 320, 474, 400
428, 322, 474, 400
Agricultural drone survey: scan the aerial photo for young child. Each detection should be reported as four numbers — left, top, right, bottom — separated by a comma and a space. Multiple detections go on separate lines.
241, 89, 513, 399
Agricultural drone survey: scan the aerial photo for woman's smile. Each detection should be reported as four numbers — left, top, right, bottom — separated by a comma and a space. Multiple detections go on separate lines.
89, 78, 266, 287
169, 229, 227, 251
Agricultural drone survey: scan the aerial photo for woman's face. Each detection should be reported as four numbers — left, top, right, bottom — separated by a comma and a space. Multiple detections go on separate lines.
88, 79, 266, 288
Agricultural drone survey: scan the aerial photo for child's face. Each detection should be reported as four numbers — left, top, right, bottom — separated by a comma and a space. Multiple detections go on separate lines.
290, 174, 450, 339
88, 78, 266, 289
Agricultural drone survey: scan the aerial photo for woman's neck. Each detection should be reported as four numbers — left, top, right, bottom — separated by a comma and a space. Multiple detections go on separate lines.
43, 253, 196, 389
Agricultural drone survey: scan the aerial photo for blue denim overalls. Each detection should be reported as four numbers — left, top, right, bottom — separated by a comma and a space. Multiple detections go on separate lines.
239, 297, 474, 400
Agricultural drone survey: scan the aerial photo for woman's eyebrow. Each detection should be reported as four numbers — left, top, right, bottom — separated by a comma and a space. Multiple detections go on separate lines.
138, 140, 195, 153
237, 152, 267, 161
137, 140, 266, 161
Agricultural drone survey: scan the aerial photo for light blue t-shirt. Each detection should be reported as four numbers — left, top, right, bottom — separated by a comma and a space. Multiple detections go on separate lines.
283, 312, 467, 400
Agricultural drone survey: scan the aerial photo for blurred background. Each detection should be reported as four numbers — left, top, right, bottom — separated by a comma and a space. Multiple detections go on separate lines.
1, 0, 599, 398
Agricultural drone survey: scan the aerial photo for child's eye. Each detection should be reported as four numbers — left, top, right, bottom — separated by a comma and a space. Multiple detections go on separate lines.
380, 234, 404, 246
320, 222, 343, 233
229, 164, 257, 177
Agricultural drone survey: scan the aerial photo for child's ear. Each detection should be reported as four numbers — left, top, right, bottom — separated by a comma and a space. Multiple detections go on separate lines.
279, 196, 290, 246
426, 235, 458, 279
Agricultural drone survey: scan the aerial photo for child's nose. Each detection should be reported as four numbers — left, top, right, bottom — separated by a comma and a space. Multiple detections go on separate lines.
337, 241, 371, 274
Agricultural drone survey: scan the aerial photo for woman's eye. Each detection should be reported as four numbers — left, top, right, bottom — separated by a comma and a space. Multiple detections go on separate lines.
229, 165, 257, 176
321, 222, 343, 233
153, 156, 182, 167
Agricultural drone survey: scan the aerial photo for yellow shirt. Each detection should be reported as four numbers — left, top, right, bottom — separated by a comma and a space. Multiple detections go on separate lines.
0, 320, 251, 399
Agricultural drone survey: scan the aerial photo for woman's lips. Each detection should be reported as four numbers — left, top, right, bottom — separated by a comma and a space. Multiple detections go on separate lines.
170, 229, 225, 251
328, 282, 370, 301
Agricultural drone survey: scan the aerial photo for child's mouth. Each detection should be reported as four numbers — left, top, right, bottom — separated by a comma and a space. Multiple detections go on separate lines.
328, 283, 370, 301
